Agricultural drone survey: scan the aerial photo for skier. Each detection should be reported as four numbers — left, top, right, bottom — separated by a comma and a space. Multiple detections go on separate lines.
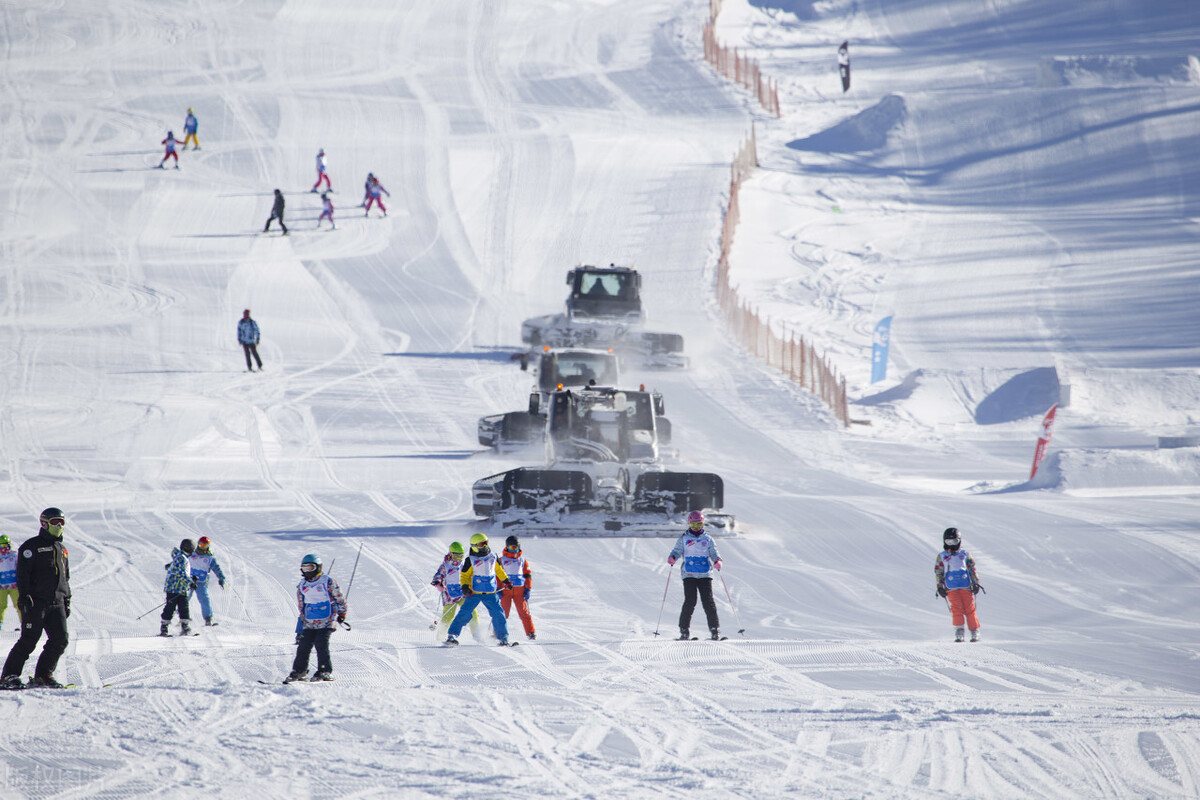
159, 131, 181, 169
444, 533, 513, 647
263, 188, 288, 236
430, 542, 479, 637
189, 537, 226, 626
360, 173, 375, 207
935, 527, 982, 642
238, 309, 263, 372
311, 148, 331, 193
498, 535, 536, 640
667, 510, 723, 640
182, 108, 200, 150
0, 535, 18, 630
364, 175, 389, 217
317, 192, 335, 229
161, 539, 195, 636
288, 554, 347, 682
1, 508, 72, 688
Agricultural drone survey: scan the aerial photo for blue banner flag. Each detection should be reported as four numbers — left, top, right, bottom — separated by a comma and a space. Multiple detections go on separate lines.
870, 315, 892, 383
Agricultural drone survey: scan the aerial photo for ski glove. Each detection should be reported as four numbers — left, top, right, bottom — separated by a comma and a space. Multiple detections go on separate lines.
431, 579, 443, 587
190, 578, 198, 590
971, 585, 980, 596
337, 614, 346, 624
714, 559, 722, 571
501, 579, 514, 591
219, 579, 225, 589
936, 586, 948, 598
462, 586, 474, 596
667, 556, 676, 566
523, 587, 530, 600
64, 599, 70, 618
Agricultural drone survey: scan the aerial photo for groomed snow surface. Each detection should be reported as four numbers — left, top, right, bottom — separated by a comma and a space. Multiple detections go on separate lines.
1, 0, 1198, 797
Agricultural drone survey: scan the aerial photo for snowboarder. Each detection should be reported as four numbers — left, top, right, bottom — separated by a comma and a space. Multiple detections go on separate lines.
667, 510, 723, 640
935, 527, 982, 642
263, 189, 288, 235
498, 535, 536, 640
288, 554, 347, 682
1, 508, 72, 688
159, 131, 181, 169
238, 309, 263, 372
182, 108, 200, 150
364, 175, 390, 217
189, 537, 226, 626
430, 542, 479, 637
161, 539, 195, 636
317, 192, 335, 229
837, 41, 851, 92
311, 148, 331, 193
0, 535, 18, 630
444, 533, 513, 647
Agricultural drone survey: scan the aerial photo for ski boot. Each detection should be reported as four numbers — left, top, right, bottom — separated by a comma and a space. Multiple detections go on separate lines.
31, 674, 65, 688
181, 621, 192, 636
443, 635, 459, 647
710, 628, 722, 641
204, 617, 215, 627
527, 632, 537, 641
311, 671, 333, 682
159, 621, 170, 637
497, 639, 509, 647
283, 671, 308, 683
0, 674, 24, 690
954, 627, 965, 643
969, 629, 980, 643
678, 628, 691, 641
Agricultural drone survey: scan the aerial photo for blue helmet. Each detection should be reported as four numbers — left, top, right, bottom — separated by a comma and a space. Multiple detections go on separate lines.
300, 553, 322, 578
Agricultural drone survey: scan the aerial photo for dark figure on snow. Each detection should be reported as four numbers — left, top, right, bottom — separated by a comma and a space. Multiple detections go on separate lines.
264, 188, 288, 235
288, 554, 347, 682
667, 510, 722, 640
1, 508, 72, 688
161, 539, 195, 636
238, 309, 263, 372
838, 41, 851, 92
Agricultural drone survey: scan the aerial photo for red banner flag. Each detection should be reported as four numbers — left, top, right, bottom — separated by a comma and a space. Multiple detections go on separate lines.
1030, 403, 1059, 479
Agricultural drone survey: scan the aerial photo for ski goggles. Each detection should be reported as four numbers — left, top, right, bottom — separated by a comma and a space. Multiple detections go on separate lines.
688, 521, 704, 531
300, 563, 319, 575
47, 517, 65, 526
504, 546, 520, 555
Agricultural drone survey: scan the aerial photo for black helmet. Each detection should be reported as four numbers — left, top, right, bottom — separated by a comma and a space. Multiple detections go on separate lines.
505, 535, 520, 549
943, 527, 961, 550
180, 538, 196, 554
40, 508, 65, 537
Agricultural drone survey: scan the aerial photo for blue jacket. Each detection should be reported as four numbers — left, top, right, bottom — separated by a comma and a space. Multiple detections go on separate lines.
164, 548, 192, 594
184, 112, 198, 134
237, 318, 260, 345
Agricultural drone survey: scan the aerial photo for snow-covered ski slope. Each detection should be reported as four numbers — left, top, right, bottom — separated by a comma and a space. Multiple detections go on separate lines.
1, 0, 1198, 797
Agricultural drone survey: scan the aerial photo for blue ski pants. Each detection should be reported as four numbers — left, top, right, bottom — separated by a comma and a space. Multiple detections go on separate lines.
448, 592, 508, 641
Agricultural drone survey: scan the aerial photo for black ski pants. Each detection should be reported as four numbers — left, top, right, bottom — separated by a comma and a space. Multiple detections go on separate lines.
264, 212, 287, 234
292, 627, 333, 675
161, 592, 191, 621
3, 600, 68, 679
679, 577, 719, 633
242, 344, 262, 370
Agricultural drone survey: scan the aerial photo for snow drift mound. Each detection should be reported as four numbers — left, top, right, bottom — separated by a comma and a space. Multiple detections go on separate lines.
1038, 55, 1200, 87
787, 94, 907, 154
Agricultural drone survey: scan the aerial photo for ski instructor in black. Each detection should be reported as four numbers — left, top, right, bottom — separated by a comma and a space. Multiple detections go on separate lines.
1, 507, 72, 689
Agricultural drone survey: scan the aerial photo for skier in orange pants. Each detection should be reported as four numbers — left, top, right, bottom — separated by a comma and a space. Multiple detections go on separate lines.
498, 535, 536, 640
935, 527, 982, 642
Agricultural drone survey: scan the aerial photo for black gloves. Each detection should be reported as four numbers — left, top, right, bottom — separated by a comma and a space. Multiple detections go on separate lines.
336, 614, 346, 624
971, 585, 980, 596
64, 599, 70, 618
936, 586, 948, 598
462, 586, 474, 596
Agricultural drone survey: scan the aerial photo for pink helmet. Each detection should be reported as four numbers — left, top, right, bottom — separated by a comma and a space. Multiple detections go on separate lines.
687, 510, 705, 527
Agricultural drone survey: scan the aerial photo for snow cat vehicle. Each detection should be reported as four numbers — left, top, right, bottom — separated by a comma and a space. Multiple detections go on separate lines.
520, 264, 687, 369
477, 347, 622, 451
472, 385, 734, 536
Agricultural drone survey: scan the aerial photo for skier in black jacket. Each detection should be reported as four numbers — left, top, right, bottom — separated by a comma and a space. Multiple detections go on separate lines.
1, 508, 72, 688
263, 189, 288, 235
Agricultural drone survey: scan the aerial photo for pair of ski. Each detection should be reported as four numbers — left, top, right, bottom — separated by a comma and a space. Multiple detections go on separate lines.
0, 680, 75, 691
679, 635, 729, 641
443, 640, 518, 648
257, 676, 334, 685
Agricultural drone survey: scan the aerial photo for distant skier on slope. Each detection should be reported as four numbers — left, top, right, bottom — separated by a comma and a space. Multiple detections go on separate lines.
311, 148, 331, 193
317, 192, 335, 229
0, 536, 18, 630
263, 190, 288, 236
430, 542, 479, 638
498, 535, 536, 641
182, 108, 200, 150
935, 527, 982, 642
667, 511, 722, 641
287, 553, 347, 682
444, 533, 512, 647
161, 539, 195, 636
159, 131, 181, 169
238, 309, 264, 371
189, 537, 226, 626
364, 175, 389, 217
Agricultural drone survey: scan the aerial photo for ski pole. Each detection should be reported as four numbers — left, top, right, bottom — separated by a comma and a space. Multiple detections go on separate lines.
652, 564, 674, 637
136, 600, 166, 620
718, 572, 746, 636
428, 589, 443, 631
343, 542, 364, 602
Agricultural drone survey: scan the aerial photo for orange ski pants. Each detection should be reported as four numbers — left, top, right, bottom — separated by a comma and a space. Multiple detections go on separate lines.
947, 589, 980, 630
499, 586, 535, 636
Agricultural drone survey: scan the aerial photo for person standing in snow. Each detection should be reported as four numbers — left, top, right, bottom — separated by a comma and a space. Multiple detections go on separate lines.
360, 173, 375, 207
498, 535, 536, 641
1, 508, 72, 688
263, 189, 288, 236
159, 131, 181, 169
444, 533, 513, 647
182, 108, 200, 150
237, 309, 263, 372
430, 542, 479, 637
0, 536, 18, 630
161, 539, 195, 636
317, 192, 335, 229
311, 148, 331, 193
935, 527, 982, 642
667, 510, 722, 640
364, 175, 389, 217
189, 537, 226, 626
288, 553, 347, 682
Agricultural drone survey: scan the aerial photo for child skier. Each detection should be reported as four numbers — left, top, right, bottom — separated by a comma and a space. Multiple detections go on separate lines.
189, 536, 226, 626
159, 131, 181, 169
430, 542, 480, 637
161, 539, 195, 636
311, 148, 331, 193
667, 511, 723, 640
182, 108, 199, 150
288, 553, 347, 682
318, 192, 335, 229
444, 533, 513, 647
934, 527, 982, 642
498, 535, 536, 640
0, 536, 18, 629
364, 175, 389, 217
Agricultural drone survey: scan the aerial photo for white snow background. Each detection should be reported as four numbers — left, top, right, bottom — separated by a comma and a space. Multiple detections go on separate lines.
1, 0, 1198, 797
